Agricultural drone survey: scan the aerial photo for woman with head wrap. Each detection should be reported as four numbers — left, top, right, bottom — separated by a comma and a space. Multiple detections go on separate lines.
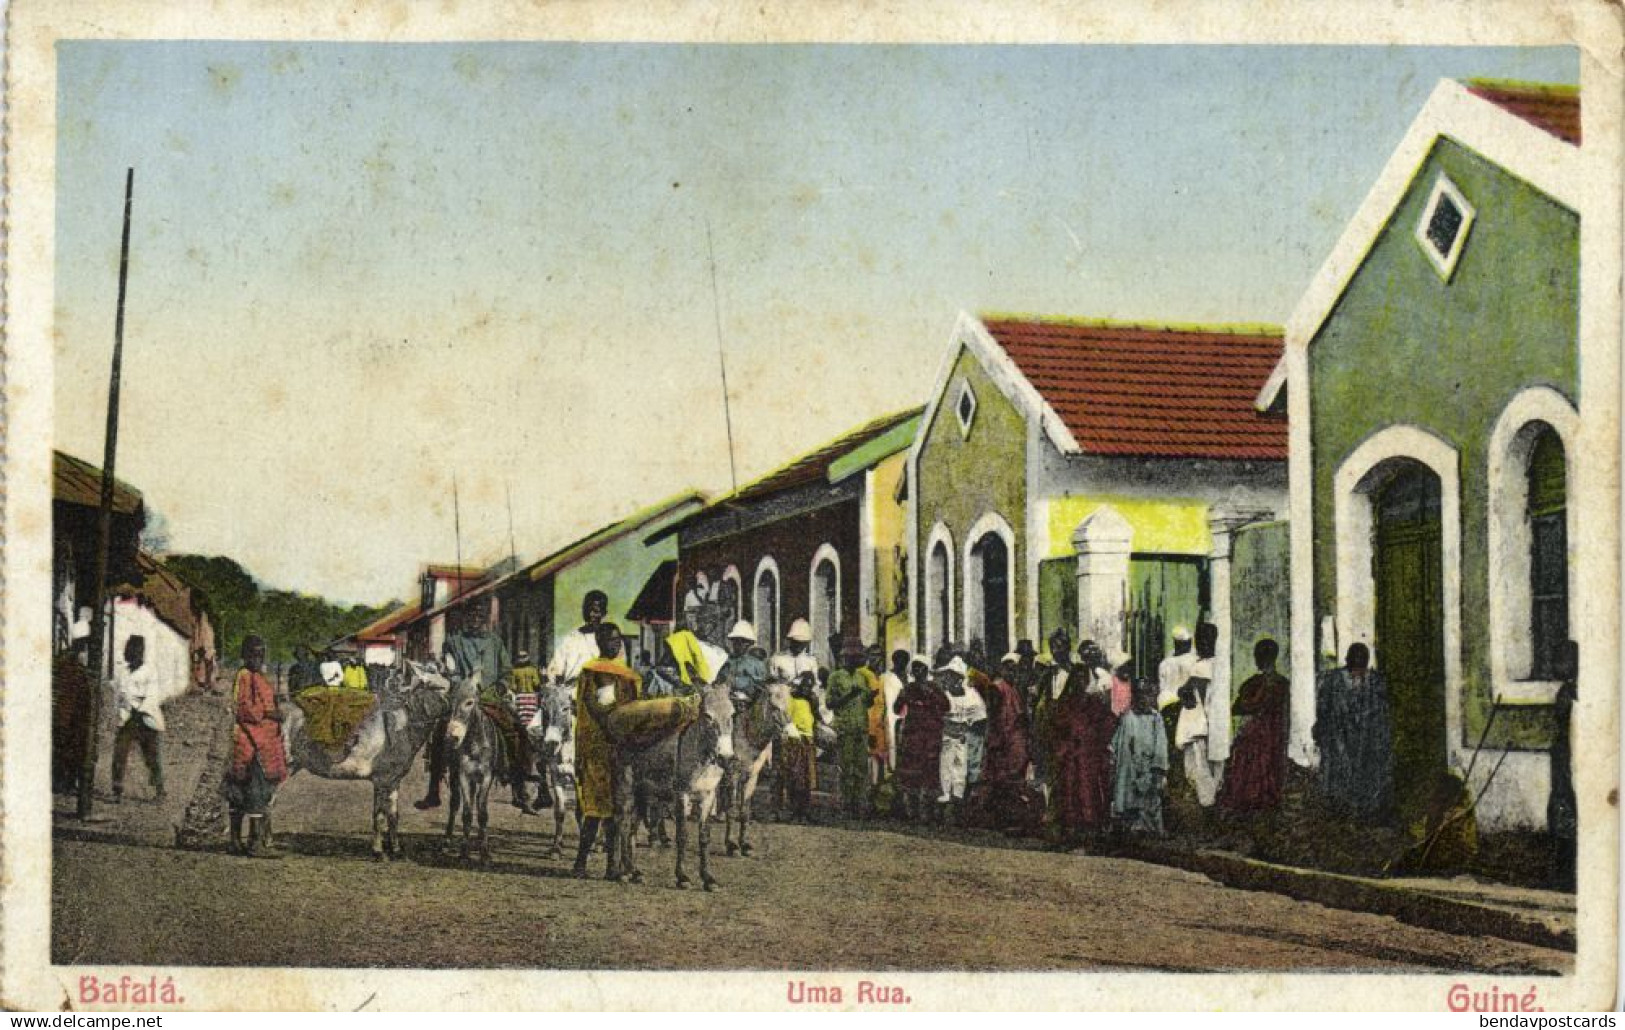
1049, 639, 1117, 840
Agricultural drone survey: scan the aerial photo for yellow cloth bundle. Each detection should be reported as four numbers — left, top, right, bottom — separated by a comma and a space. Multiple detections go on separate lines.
602, 694, 702, 750
293, 687, 378, 750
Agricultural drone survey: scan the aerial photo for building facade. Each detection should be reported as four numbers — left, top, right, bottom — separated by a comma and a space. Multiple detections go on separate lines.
1274, 79, 1591, 830
666, 410, 921, 666
910, 313, 1288, 699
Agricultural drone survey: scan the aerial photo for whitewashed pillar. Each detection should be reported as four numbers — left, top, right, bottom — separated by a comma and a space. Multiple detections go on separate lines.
1073, 505, 1134, 657
1205, 505, 1273, 763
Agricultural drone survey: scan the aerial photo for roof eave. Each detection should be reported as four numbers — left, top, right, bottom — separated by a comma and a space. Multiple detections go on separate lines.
961, 313, 1083, 456
1255, 357, 1287, 412
1285, 78, 1581, 355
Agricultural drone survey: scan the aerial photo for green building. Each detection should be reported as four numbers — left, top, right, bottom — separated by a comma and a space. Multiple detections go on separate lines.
908, 312, 1289, 750
416, 492, 706, 671
1268, 79, 1587, 830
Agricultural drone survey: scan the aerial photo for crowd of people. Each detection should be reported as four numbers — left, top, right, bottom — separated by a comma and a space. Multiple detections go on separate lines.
386, 582, 1324, 852
181, 579, 1580, 882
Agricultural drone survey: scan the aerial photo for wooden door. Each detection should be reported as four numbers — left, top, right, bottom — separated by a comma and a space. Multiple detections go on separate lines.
974, 533, 1010, 659
1373, 465, 1446, 814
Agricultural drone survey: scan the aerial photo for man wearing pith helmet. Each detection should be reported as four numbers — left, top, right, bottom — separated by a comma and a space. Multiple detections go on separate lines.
771, 618, 820, 688
720, 619, 770, 706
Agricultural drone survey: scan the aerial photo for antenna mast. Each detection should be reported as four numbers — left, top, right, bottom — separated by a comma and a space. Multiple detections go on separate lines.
453, 473, 464, 599
505, 482, 517, 572
706, 218, 741, 500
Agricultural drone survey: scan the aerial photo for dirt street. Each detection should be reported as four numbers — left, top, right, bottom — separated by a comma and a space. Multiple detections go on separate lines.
52, 760, 1571, 974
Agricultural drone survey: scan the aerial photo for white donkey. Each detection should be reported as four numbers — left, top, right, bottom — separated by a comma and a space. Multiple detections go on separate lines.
281, 659, 452, 860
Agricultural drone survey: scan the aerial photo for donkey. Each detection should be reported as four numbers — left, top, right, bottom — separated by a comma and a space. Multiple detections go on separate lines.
721, 680, 793, 858
527, 680, 578, 856
621, 680, 736, 890
281, 660, 451, 860
442, 673, 503, 864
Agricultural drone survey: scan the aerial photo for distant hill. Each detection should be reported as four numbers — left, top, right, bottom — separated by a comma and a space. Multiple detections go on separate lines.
164, 554, 398, 666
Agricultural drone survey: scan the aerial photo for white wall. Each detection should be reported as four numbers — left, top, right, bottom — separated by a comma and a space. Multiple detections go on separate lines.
1031, 450, 1289, 540
108, 598, 192, 708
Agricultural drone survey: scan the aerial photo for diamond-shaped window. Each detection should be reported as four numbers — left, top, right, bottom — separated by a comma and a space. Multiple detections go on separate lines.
955, 381, 978, 437
1426, 194, 1463, 255
1414, 174, 1475, 282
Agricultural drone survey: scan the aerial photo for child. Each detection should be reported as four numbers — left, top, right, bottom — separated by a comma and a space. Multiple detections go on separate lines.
1110, 678, 1169, 835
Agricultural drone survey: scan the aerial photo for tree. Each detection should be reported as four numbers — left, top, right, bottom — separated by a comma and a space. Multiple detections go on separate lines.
165, 554, 393, 666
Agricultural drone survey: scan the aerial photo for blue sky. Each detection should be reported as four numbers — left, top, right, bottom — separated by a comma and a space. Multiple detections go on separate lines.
54, 42, 1579, 603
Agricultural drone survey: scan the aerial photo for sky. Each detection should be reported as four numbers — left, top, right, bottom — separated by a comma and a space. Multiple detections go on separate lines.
53, 42, 1579, 605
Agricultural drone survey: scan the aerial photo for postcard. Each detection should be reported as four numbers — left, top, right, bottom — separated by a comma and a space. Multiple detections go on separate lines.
4, 0, 1620, 1012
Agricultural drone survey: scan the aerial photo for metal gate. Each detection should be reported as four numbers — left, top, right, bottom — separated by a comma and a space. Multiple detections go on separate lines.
1121, 555, 1209, 680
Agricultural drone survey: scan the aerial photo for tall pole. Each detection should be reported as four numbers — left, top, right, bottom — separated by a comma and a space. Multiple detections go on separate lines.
452, 472, 464, 605
505, 482, 517, 572
705, 219, 740, 501
78, 168, 135, 820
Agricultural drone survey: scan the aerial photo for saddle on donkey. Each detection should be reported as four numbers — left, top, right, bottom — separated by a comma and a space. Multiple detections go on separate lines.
602, 694, 703, 751
291, 686, 379, 753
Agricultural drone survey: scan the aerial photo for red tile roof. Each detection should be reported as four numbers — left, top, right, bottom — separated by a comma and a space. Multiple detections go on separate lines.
979, 317, 1287, 461
1465, 80, 1580, 145
726, 407, 924, 506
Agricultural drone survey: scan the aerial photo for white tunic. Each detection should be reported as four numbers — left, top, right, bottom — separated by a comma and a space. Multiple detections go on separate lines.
1174, 657, 1213, 749
114, 661, 165, 732
880, 671, 904, 768
546, 629, 600, 687
1198, 656, 1232, 762
1157, 650, 1197, 710
770, 650, 819, 685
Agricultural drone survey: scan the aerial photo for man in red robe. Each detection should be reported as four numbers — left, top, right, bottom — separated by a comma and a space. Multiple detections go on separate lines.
1219, 638, 1290, 814
893, 656, 946, 823
1050, 641, 1117, 841
222, 635, 289, 857
975, 653, 1032, 830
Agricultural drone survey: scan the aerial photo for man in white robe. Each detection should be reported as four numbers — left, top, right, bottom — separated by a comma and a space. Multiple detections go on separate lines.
1176, 623, 1225, 808
772, 618, 829, 741
547, 590, 609, 689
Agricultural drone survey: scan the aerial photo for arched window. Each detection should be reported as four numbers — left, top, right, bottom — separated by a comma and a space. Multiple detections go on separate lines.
719, 565, 743, 628
809, 545, 841, 668
1527, 428, 1568, 680
1487, 388, 1578, 698
753, 558, 781, 654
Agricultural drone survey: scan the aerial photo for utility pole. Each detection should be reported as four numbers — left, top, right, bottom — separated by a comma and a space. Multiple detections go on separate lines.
78, 168, 135, 820
505, 482, 517, 573
453, 472, 464, 594
706, 218, 740, 502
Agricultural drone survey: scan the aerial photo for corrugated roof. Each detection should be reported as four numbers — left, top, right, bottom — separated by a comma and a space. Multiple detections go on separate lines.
723, 407, 924, 506
348, 602, 422, 642
526, 491, 705, 582
423, 564, 490, 581
1464, 79, 1580, 145
979, 316, 1288, 461
54, 450, 143, 516
827, 412, 922, 484
409, 492, 706, 628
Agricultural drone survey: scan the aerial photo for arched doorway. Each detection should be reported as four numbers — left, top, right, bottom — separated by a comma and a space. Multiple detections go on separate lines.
1373, 461, 1447, 811
754, 560, 780, 654
969, 532, 1011, 658
810, 550, 840, 668
928, 539, 951, 654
